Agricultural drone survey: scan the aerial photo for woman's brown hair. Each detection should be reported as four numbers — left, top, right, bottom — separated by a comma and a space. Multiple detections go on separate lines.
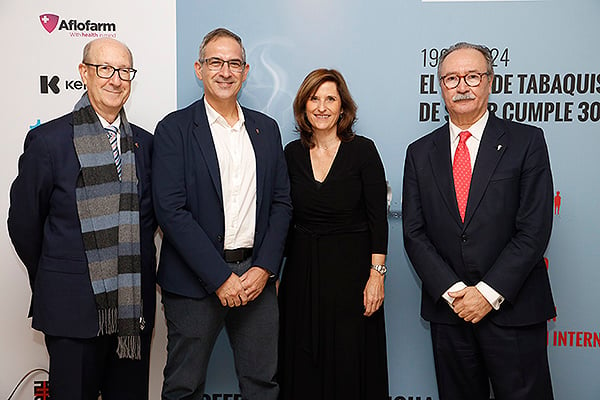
293, 69, 357, 148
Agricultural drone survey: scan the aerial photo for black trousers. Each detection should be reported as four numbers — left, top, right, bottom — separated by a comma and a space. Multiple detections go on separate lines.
45, 332, 151, 400
430, 320, 553, 400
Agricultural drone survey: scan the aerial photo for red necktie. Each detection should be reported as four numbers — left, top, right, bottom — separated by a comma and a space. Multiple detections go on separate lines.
453, 131, 472, 222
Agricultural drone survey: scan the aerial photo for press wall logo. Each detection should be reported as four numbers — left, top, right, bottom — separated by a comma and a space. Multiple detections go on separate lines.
33, 380, 50, 400
30, 119, 42, 130
39, 14, 59, 33
39, 13, 117, 38
40, 75, 86, 95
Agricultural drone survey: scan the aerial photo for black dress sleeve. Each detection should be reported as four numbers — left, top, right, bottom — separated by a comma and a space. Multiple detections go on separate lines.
358, 137, 388, 254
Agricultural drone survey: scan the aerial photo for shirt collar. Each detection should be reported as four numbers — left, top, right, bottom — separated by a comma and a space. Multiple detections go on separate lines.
204, 97, 245, 130
449, 110, 489, 144
97, 114, 121, 131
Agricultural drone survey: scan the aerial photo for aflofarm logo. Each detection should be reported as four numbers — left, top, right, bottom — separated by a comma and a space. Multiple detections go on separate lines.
39, 14, 59, 33
39, 12, 117, 38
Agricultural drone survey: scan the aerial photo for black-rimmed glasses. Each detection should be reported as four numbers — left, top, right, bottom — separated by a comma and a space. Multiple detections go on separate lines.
440, 72, 489, 89
84, 63, 137, 81
199, 57, 246, 73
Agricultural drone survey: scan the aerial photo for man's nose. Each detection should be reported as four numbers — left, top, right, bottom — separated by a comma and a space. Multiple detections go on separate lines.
108, 70, 123, 85
219, 62, 233, 77
456, 77, 470, 92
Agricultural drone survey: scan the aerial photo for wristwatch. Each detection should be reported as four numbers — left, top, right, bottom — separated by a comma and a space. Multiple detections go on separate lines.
371, 264, 387, 276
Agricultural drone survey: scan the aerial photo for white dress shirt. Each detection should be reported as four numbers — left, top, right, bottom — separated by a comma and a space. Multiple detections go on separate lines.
205, 99, 257, 250
443, 111, 505, 310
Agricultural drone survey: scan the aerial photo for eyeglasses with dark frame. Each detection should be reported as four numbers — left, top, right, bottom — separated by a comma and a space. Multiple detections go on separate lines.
83, 63, 137, 81
440, 72, 490, 89
199, 57, 246, 73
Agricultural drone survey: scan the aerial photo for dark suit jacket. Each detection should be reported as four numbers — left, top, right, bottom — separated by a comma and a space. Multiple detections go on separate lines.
152, 99, 292, 299
402, 113, 556, 326
8, 112, 157, 338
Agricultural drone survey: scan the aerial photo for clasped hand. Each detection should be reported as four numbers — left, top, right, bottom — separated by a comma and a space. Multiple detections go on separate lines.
215, 267, 270, 307
448, 286, 492, 324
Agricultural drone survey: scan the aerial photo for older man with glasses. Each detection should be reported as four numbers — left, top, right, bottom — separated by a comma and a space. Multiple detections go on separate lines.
8, 38, 157, 400
402, 42, 556, 400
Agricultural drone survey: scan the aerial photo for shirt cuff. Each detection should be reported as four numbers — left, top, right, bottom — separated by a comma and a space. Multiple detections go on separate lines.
476, 281, 504, 310
442, 281, 467, 307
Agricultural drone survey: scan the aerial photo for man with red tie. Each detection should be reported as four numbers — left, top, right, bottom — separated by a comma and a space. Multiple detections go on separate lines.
402, 42, 555, 400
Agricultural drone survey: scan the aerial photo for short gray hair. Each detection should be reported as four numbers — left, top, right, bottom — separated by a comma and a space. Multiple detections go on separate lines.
199, 28, 246, 63
437, 42, 493, 79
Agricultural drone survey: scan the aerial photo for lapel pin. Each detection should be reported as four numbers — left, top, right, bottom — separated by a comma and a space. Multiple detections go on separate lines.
135, 142, 139, 148
497, 144, 503, 151
255, 128, 260, 135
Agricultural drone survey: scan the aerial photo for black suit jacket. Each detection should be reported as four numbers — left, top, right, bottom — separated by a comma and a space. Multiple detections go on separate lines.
152, 99, 292, 299
8, 112, 157, 338
402, 113, 555, 326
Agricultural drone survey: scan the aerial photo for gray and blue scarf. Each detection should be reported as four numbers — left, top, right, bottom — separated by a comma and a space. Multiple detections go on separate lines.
72, 92, 142, 359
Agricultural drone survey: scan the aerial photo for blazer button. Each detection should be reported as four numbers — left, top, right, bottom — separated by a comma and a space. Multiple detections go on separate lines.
460, 234, 468, 243
217, 235, 223, 242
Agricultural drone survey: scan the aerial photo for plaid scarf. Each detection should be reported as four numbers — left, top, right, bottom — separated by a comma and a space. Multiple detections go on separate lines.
72, 92, 142, 359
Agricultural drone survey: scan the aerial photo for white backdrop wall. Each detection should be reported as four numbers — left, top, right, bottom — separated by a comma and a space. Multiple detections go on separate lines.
0, 2, 176, 399
2, 1, 600, 400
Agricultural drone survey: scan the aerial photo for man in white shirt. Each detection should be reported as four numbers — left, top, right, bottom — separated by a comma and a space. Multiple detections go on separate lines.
402, 42, 555, 400
152, 28, 291, 400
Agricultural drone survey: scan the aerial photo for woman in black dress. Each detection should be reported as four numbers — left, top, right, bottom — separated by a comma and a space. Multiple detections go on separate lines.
278, 69, 389, 399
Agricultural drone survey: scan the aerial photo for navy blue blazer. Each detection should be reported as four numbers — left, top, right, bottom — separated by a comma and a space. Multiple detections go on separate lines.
152, 99, 292, 299
8, 112, 157, 338
402, 113, 556, 326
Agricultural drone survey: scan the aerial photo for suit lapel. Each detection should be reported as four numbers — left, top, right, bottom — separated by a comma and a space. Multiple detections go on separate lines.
463, 114, 507, 226
429, 125, 463, 226
192, 100, 223, 205
243, 109, 265, 213
131, 127, 143, 181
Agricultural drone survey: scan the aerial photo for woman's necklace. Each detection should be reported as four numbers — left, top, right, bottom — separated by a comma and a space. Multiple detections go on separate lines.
315, 138, 340, 151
